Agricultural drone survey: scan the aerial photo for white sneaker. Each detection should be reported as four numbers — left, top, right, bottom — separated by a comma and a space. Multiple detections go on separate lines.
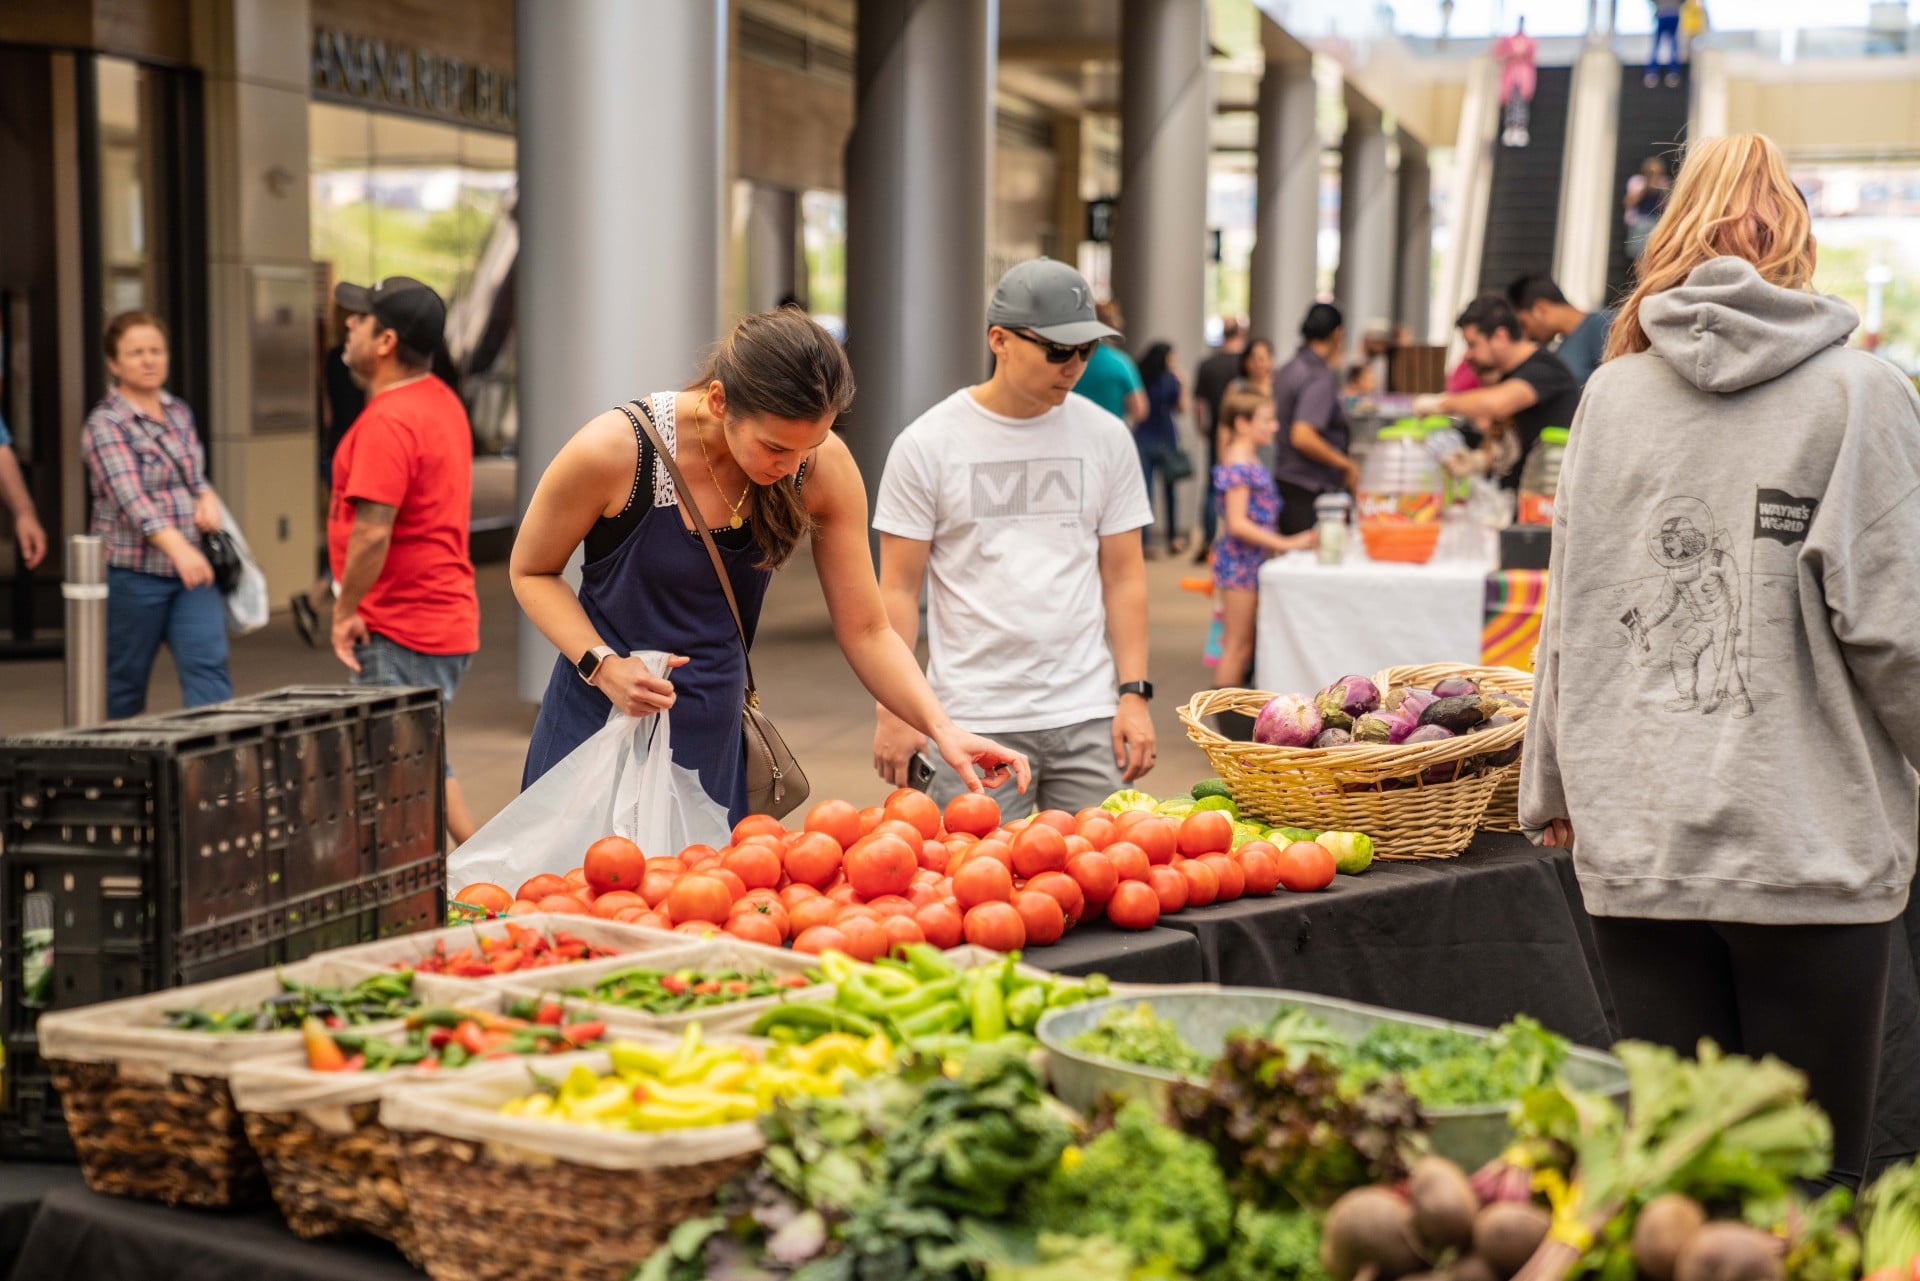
1515, 129, 1529, 146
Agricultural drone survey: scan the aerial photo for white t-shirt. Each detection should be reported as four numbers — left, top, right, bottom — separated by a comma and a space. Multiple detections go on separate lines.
871, 388, 1154, 734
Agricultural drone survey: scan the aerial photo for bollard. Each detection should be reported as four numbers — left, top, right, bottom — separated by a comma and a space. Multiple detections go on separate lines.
63, 534, 107, 726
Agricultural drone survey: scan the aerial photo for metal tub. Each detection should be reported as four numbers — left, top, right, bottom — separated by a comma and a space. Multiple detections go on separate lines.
1037, 989, 1627, 1170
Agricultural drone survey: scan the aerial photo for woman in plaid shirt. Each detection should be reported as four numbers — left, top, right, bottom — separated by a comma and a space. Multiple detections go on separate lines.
82, 312, 233, 718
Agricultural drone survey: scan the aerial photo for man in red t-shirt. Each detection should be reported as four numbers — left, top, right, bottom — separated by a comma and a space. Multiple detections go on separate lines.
329, 277, 481, 841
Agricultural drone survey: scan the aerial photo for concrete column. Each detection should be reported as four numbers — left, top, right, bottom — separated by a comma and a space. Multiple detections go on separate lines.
1555, 44, 1622, 312
1334, 86, 1396, 358
1052, 111, 1086, 264
516, 0, 727, 700
1248, 22, 1319, 346
189, 0, 316, 604
742, 183, 800, 314
1395, 137, 1432, 343
842, 0, 995, 507
1113, 0, 1210, 362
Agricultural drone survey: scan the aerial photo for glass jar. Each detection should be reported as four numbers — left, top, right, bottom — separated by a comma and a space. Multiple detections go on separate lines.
1313, 492, 1351, 566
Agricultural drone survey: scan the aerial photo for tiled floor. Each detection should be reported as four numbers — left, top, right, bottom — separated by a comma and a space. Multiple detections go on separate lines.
1, 544, 1226, 828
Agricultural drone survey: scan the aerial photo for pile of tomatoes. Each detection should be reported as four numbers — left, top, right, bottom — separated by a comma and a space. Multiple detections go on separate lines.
451, 790, 1338, 960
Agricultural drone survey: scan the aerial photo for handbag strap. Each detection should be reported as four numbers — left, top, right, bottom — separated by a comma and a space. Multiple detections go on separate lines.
618, 399, 760, 700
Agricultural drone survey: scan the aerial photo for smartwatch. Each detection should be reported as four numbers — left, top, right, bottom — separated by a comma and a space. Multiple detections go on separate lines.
1117, 680, 1154, 701
576, 645, 617, 686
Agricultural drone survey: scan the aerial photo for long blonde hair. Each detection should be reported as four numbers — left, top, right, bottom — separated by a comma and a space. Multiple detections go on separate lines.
1605, 134, 1816, 361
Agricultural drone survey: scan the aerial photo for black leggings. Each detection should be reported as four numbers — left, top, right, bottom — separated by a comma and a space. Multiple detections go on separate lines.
1590, 915, 1895, 1188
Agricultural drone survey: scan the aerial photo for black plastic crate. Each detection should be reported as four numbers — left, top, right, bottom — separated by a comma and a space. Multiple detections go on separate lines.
0, 687, 449, 1159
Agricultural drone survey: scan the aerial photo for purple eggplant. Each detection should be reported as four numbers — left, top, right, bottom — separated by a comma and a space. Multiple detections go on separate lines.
1432, 677, 1480, 699
1403, 724, 1455, 745
1466, 713, 1516, 734
1313, 726, 1354, 749
1352, 707, 1420, 745
1419, 694, 1508, 734
1253, 693, 1323, 747
1314, 675, 1382, 729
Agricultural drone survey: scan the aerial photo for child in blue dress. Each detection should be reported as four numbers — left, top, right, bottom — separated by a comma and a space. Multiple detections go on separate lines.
1212, 388, 1316, 687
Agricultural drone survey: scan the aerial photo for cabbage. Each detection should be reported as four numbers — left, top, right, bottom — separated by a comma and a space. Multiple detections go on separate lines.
1252, 693, 1322, 747
1100, 789, 1158, 813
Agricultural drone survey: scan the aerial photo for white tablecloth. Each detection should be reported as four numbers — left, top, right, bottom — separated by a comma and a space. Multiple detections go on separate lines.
1253, 546, 1495, 695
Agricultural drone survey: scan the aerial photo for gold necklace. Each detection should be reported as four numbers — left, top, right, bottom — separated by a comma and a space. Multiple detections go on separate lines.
694, 402, 750, 529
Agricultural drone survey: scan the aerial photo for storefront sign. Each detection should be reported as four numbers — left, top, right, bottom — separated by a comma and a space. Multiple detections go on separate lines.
311, 27, 516, 131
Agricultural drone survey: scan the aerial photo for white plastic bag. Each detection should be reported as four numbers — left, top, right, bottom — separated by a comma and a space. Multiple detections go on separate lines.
448, 652, 732, 892
218, 496, 269, 634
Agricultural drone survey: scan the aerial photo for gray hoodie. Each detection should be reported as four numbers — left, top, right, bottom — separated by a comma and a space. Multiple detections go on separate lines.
1520, 256, 1920, 925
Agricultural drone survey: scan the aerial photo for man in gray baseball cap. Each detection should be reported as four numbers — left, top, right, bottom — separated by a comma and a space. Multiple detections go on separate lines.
867, 258, 1160, 815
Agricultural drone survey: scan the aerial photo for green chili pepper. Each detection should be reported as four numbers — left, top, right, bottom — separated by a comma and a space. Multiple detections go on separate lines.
966, 972, 1007, 1041
901, 944, 960, 983
1006, 985, 1047, 1032
898, 1001, 969, 1040
749, 1002, 879, 1040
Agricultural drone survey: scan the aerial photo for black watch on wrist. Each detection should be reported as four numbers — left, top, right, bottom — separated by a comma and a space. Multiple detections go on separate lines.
1118, 680, 1154, 702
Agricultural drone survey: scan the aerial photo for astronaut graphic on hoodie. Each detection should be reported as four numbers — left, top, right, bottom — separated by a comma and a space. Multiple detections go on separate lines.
1622, 496, 1754, 719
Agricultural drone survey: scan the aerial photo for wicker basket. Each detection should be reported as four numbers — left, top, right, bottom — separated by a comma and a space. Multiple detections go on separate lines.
1178, 664, 1534, 860
1370, 666, 1536, 834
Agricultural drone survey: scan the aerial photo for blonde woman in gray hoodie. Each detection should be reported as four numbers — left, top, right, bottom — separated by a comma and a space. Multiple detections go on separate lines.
1521, 133, 1920, 1189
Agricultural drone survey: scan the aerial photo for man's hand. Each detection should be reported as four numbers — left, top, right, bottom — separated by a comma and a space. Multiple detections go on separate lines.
932, 729, 1031, 796
1412, 393, 1446, 416
193, 489, 222, 533
595, 654, 688, 717
1340, 459, 1362, 490
1113, 695, 1157, 782
13, 511, 45, 569
332, 608, 371, 671
873, 705, 930, 788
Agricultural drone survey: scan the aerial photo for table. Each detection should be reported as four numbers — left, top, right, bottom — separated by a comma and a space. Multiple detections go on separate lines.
1255, 547, 1494, 694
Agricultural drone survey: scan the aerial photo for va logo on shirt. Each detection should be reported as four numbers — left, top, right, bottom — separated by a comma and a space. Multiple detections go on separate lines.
970, 459, 1083, 518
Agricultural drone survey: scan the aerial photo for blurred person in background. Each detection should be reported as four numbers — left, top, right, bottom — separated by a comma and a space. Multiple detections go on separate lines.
294, 303, 367, 647
1271, 303, 1358, 537
1647, 0, 1684, 85
1523, 133, 1920, 1190
1508, 273, 1616, 387
1626, 156, 1673, 263
1071, 299, 1148, 427
0, 406, 45, 570
1495, 16, 1538, 146
1135, 341, 1189, 559
1191, 318, 1247, 561
1211, 388, 1316, 689
83, 311, 232, 718
1416, 295, 1580, 489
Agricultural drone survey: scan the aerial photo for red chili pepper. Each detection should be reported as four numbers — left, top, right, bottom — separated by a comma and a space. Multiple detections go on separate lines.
535, 1003, 566, 1026
341, 1053, 366, 1072
453, 1020, 488, 1057
428, 1028, 453, 1049
489, 949, 525, 974
724, 981, 750, 994
660, 975, 688, 995
777, 974, 808, 988
561, 1021, 605, 1045
694, 981, 721, 996
416, 1058, 441, 1073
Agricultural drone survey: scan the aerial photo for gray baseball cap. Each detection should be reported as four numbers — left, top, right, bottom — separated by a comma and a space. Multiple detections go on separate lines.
986, 258, 1121, 345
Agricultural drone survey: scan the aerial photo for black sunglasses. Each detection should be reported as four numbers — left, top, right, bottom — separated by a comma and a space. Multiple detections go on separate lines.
1004, 328, 1100, 364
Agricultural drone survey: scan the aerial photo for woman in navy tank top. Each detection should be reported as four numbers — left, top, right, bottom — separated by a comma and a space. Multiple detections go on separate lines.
511, 308, 1028, 821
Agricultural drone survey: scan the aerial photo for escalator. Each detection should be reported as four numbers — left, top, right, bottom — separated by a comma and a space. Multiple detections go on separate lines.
1477, 65, 1573, 299
1606, 63, 1691, 299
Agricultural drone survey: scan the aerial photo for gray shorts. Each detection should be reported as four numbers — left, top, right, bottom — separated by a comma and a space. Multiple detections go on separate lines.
352, 632, 472, 777
928, 717, 1124, 819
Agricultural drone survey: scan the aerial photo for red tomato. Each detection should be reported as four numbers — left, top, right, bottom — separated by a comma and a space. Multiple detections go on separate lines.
880, 914, 926, 952
783, 831, 844, 889
731, 898, 790, 940
963, 901, 1027, 951
870, 819, 927, 851
705, 867, 749, 903
864, 894, 917, 919
953, 857, 1014, 909
590, 890, 649, 919
732, 815, 787, 844
1178, 811, 1234, 858
804, 800, 864, 850
913, 900, 965, 949
583, 836, 646, 894
857, 805, 886, 836
778, 883, 822, 910
883, 790, 943, 841
535, 893, 591, 916
788, 896, 839, 935
675, 920, 721, 937
1129, 817, 1179, 865
454, 882, 513, 914
1106, 841, 1152, 883
791, 925, 850, 956
665, 874, 734, 924
1236, 842, 1283, 895
635, 911, 672, 931
831, 915, 888, 962
563, 867, 590, 890
517, 874, 570, 904
725, 913, 783, 947
1147, 865, 1190, 915
844, 834, 917, 899
1032, 809, 1076, 836
614, 907, 648, 924
1010, 824, 1069, 879
1201, 853, 1245, 902
965, 839, 1015, 872
637, 868, 679, 908
1074, 806, 1108, 826
723, 844, 783, 891
506, 898, 542, 916
1176, 858, 1219, 907
943, 792, 1002, 838
1106, 881, 1162, 931
1024, 871, 1085, 927
827, 883, 864, 905
679, 843, 722, 863
918, 840, 950, 874
1075, 815, 1119, 850
908, 880, 946, 909
1013, 890, 1066, 946
1066, 851, 1120, 905
1062, 834, 1095, 858
1276, 841, 1337, 892
647, 856, 688, 874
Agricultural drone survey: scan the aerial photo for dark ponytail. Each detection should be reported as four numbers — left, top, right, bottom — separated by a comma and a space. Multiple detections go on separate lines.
693, 309, 855, 570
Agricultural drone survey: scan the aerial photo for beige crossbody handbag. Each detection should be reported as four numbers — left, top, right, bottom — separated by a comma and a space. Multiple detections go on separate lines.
622, 399, 811, 818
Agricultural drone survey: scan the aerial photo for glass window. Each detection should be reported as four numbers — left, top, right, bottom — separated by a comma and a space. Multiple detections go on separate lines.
96, 57, 157, 318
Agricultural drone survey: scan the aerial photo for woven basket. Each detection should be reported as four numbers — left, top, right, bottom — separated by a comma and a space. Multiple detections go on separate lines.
1178, 664, 1534, 860
1369, 666, 1536, 834
49, 1060, 269, 1207
243, 1104, 421, 1261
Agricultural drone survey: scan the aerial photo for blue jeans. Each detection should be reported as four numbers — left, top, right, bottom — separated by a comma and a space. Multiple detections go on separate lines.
1138, 442, 1181, 551
1650, 12, 1681, 73
106, 567, 233, 719
352, 631, 472, 776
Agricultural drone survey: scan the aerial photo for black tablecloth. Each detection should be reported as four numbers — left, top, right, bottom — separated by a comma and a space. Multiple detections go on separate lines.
7, 1184, 418, 1281
0, 1164, 83, 1277
1025, 923, 1205, 982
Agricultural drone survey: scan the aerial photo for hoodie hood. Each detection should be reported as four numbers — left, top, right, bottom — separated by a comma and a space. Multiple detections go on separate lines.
1639, 256, 1857, 393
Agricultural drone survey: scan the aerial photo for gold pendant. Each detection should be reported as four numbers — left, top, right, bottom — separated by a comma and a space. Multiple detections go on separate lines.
729, 515, 744, 530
